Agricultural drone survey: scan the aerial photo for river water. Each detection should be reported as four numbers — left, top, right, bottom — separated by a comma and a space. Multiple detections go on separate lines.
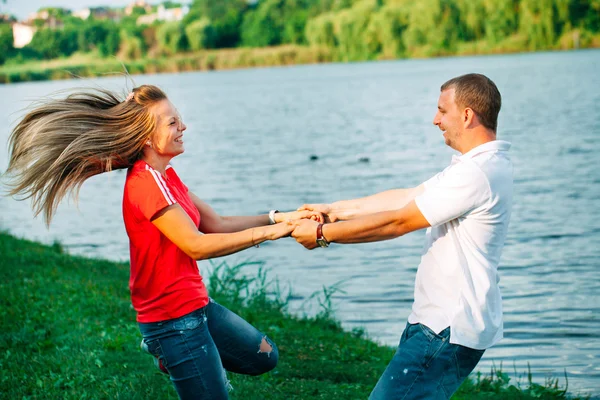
1, 49, 599, 396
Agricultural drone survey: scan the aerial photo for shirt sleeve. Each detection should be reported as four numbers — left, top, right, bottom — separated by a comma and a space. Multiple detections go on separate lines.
128, 170, 178, 221
414, 162, 490, 227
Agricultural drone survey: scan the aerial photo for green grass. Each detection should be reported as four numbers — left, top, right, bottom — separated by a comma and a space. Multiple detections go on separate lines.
0, 232, 590, 399
0, 45, 334, 84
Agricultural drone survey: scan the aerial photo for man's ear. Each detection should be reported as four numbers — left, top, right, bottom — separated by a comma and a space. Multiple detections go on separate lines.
464, 107, 477, 128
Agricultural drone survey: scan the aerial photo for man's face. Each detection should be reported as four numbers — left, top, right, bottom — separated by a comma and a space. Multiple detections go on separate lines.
433, 88, 463, 151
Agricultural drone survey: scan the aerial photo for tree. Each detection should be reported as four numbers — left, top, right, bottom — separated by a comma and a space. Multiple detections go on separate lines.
26, 28, 78, 59
77, 21, 120, 56
483, 0, 518, 44
156, 22, 188, 55
367, 2, 410, 59
185, 0, 248, 48
241, 0, 312, 46
185, 18, 216, 50
519, 0, 559, 50
0, 23, 14, 64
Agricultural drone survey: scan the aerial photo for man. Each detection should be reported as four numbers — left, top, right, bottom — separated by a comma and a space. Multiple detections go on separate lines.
291, 73, 513, 399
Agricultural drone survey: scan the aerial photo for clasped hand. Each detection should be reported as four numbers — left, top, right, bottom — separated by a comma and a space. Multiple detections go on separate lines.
288, 204, 333, 250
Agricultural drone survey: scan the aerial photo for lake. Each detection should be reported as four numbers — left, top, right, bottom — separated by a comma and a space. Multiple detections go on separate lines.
1, 49, 599, 396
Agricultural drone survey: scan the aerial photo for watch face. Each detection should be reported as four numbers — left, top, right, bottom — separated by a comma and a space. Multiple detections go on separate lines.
316, 238, 329, 248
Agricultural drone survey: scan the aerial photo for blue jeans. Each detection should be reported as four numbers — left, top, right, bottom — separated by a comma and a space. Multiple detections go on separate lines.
369, 323, 485, 400
139, 299, 278, 400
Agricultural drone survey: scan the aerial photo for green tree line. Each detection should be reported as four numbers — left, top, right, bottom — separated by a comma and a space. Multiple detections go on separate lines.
0, 0, 599, 66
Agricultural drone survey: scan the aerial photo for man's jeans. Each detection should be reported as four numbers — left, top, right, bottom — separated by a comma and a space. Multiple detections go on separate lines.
369, 323, 484, 400
139, 299, 278, 400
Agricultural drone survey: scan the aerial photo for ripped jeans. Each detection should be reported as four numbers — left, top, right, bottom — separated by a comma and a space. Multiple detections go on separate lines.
139, 299, 278, 400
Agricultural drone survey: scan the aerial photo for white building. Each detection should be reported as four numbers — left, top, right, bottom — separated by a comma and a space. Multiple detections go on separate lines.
125, 0, 152, 16
73, 8, 91, 20
12, 23, 36, 48
137, 4, 189, 25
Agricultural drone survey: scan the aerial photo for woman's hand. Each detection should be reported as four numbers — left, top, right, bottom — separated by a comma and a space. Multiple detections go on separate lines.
273, 210, 324, 224
297, 204, 338, 222
265, 221, 296, 240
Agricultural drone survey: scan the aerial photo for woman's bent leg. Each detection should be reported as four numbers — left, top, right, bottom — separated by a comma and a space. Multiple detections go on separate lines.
140, 308, 229, 400
206, 298, 279, 375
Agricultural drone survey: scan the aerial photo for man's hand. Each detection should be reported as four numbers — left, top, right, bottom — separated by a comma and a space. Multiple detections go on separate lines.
290, 219, 320, 249
297, 204, 338, 222
274, 210, 324, 224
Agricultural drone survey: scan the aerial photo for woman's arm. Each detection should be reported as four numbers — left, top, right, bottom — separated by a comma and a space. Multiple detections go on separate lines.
151, 204, 293, 260
189, 191, 322, 233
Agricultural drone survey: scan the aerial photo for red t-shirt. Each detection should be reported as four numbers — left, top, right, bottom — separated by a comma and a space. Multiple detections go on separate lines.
122, 160, 209, 323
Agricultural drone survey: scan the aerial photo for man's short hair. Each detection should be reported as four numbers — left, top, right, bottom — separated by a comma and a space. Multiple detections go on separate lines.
441, 73, 502, 132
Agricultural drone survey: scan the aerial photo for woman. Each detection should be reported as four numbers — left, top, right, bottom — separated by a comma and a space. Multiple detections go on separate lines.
4, 84, 321, 399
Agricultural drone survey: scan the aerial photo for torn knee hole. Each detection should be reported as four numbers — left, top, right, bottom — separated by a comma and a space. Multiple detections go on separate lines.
257, 336, 273, 355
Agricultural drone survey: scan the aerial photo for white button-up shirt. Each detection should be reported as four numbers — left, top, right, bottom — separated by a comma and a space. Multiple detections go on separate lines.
412, 140, 513, 349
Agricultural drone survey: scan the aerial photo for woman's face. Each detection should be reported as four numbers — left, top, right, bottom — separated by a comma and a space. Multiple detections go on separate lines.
148, 99, 187, 158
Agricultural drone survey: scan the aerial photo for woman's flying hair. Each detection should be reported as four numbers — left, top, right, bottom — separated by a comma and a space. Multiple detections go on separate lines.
3, 84, 168, 226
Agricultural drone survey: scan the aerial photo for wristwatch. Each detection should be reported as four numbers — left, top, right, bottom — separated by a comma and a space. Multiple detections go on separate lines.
316, 223, 330, 248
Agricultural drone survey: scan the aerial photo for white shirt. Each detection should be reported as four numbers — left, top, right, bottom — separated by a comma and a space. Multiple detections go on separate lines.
412, 140, 513, 349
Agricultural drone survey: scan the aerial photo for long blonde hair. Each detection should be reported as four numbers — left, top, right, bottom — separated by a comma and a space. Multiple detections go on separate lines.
3, 84, 168, 225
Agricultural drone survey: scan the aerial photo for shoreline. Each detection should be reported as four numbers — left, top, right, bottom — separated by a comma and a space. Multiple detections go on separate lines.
0, 231, 592, 399
1, 44, 599, 85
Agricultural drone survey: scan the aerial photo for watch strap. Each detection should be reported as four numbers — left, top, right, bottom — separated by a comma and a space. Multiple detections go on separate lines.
268, 209, 279, 225
316, 223, 329, 247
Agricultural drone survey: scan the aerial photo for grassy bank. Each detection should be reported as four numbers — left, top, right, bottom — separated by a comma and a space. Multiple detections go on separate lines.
0, 46, 334, 84
0, 232, 589, 399
2, 39, 600, 84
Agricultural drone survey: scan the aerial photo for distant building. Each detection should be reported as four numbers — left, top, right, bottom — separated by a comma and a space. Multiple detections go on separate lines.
157, 4, 189, 22
72, 8, 92, 20
125, 0, 152, 16
0, 14, 16, 23
74, 7, 121, 22
12, 23, 36, 48
137, 4, 189, 25
29, 10, 50, 21
28, 8, 70, 21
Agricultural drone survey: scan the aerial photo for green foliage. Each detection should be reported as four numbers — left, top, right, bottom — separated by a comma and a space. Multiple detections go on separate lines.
26, 27, 78, 59
2, 0, 600, 70
483, 0, 519, 44
0, 23, 14, 65
185, 18, 216, 50
156, 22, 188, 55
334, 0, 383, 61
367, 2, 410, 58
519, 0, 559, 50
241, 0, 312, 47
77, 21, 121, 57
119, 33, 145, 59
186, 0, 248, 48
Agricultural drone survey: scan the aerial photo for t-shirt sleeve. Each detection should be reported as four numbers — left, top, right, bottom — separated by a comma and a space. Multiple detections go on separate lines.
415, 162, 490, 227
128, 170, 178, 221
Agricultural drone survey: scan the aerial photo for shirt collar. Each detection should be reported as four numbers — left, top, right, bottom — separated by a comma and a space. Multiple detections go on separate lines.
451, 140, 511, 165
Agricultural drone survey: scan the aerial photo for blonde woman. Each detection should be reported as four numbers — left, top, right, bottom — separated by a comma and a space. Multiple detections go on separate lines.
4, 84, 321, 399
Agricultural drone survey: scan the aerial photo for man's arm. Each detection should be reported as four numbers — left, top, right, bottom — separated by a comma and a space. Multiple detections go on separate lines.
299, 185, 424, 221
291, 200, 430, 249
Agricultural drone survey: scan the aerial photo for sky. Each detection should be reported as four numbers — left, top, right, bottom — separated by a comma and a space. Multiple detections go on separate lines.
1, 0, 173, 20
